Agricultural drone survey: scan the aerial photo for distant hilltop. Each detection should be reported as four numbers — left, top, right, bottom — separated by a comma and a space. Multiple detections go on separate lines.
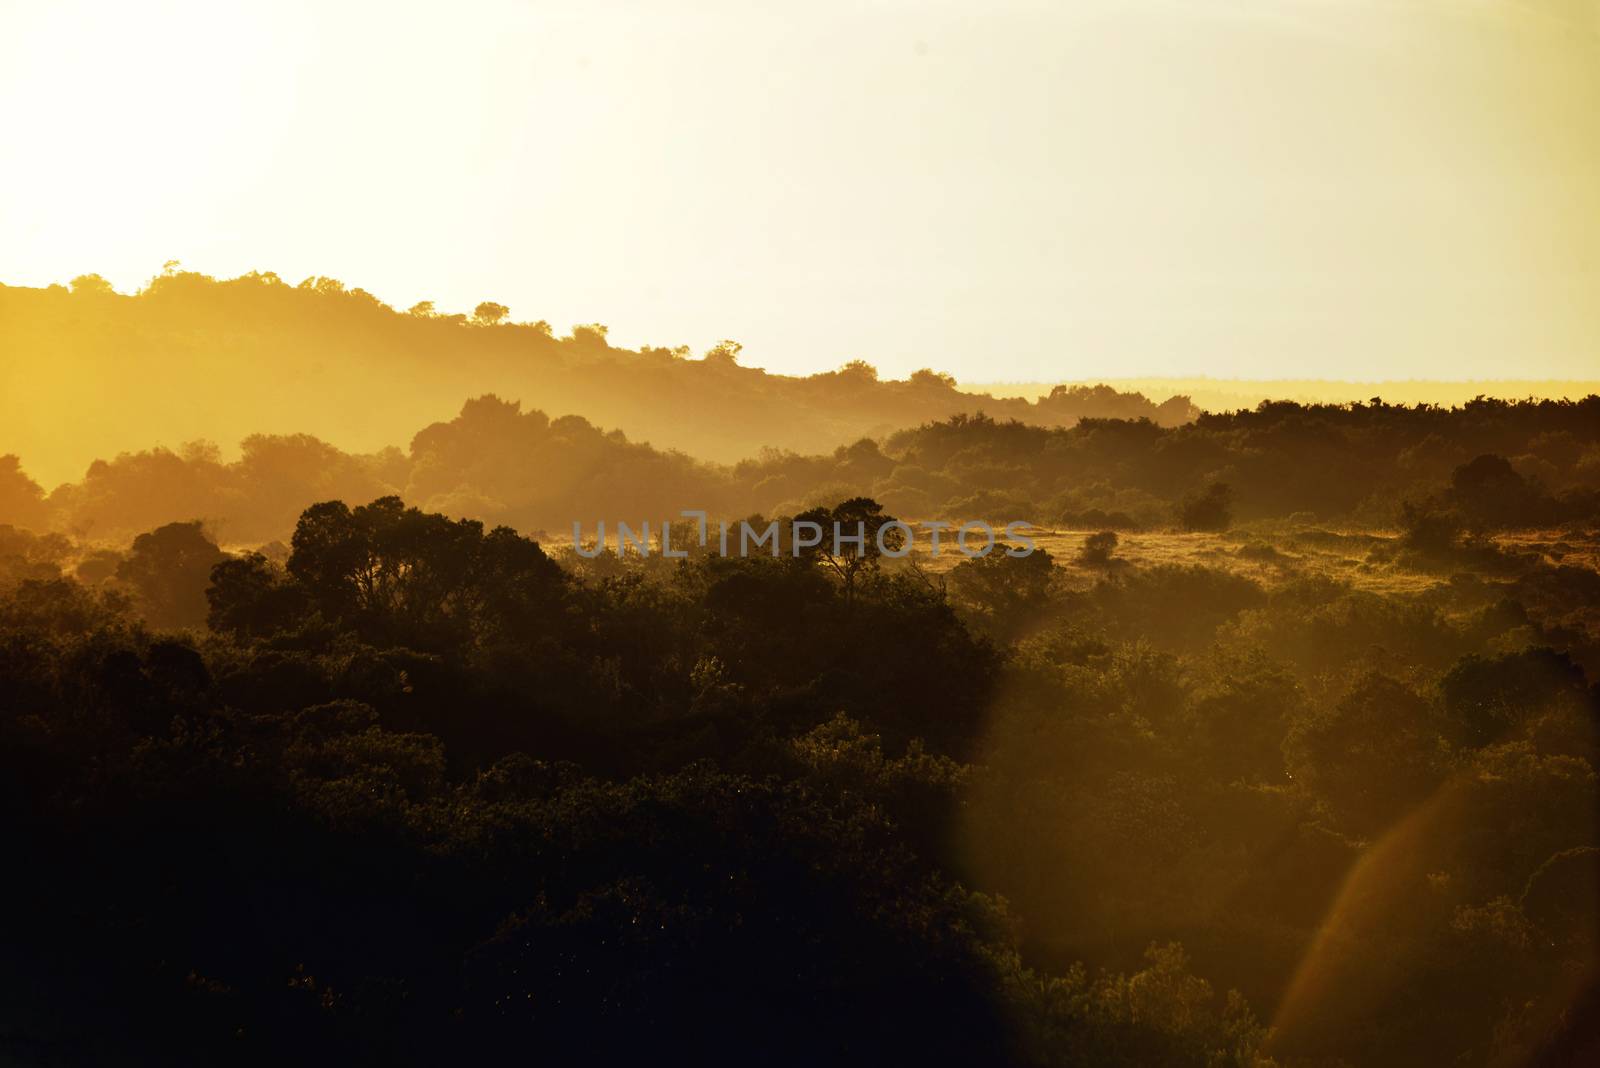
1, 271, 1194, 487
968, 377, 1600, 413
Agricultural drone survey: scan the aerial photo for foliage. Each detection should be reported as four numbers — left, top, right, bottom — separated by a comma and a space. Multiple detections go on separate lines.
1, 471, 1597, 1065
1079, 530, 1119, 566
1177, 482, 1233, 532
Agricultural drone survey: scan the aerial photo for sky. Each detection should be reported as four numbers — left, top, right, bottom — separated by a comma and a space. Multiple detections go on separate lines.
2, 0, 1598, 382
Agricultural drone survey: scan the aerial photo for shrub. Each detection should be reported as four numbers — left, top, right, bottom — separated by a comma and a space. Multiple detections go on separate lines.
1078, 530, 1119, 566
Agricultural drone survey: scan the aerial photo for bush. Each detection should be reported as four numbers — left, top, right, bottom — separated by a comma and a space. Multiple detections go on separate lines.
1399, 498, 1462, 554
1078, 530, 1119, 566
1178, 483, 1233, 532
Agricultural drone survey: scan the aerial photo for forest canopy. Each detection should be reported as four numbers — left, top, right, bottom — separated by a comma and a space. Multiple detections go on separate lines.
0, 271, 1197, 488
2, 478, 1595, 1065
2, 271, 1598, 1067
3, 390, 1597, 547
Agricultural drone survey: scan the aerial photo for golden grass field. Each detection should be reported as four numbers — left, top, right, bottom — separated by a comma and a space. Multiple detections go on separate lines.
542, 521, 1600, 601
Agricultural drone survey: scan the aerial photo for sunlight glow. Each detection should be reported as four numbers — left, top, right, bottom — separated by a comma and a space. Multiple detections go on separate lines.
3, 0, 1598, 381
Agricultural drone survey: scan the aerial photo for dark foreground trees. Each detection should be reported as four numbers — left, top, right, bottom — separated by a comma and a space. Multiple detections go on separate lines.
1, 493, 1596, 1067
0, 496, 1278, 1067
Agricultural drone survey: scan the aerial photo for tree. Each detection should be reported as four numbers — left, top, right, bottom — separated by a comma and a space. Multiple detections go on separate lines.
1177, 482, 1233, 532
1439, 647, 1591, 748
69, 273, 115, 295
206, 552, 311, 639
286, 499, 376, 620
473, 301, 510, 326
116, 521, 227, 629
298, 275, 347, 295
406, 300, 436, 317
0, 455, 48, 530
909, 368, 956, 389
571, 323, 609, 347
1284, 673, 1446, 835
704, 339, 742, 365
75, 549, 123, 584
284, 496, 564, 648
1448, 454, 1542, 531
793, 497, 903, 606
1399, 497, 1461, 554
949, 548, 1055, 632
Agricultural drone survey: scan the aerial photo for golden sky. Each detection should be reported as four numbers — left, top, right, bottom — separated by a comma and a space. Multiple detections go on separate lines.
3, 0, 1598, 381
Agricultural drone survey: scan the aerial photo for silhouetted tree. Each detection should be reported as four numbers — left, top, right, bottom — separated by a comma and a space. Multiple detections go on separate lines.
1399, 497, 1462, 553
909, 368, 957, 389
285, 496, 563, 648
472, 301, 510, 325
837, 359, 879, 382
1448, 454, 1543, 531
950, 547, 1055, 634
69, 273, 115, 295
1178, 482, 1233, 532
1078, 530, 1118, 566
116, 521, 226, 628
792, 497, 902, 605
0, 455, 48, 530
206, 551, 311, 639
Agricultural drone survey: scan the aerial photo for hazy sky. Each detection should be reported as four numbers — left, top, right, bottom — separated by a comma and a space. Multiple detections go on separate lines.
3, 0, 1598, 381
